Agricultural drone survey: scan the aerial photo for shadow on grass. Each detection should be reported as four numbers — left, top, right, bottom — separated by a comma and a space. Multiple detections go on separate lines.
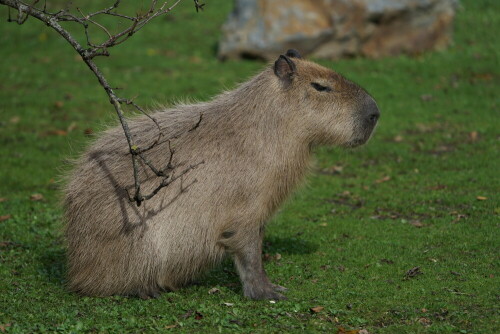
263, 235, 318, 255
200, 235, 318, 294
36, 236, 318, 297
38, 247, 66, 286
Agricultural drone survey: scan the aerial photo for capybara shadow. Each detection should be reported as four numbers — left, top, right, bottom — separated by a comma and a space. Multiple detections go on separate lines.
38, 247, 66, 286
263, 235, 318, 255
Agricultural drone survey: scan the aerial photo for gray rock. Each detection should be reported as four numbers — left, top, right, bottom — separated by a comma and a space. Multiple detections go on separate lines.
218, 0, 459, 60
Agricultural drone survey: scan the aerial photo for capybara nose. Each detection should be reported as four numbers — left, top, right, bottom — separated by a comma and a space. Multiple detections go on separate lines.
365, 97, 380, 124
369, 110, 380, 123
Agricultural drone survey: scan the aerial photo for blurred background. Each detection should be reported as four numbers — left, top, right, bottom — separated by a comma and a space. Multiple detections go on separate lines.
0, 0, 498, 332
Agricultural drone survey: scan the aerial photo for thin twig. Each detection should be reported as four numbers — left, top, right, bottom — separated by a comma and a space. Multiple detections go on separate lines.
1, 0, 206, 206
76, 7, 112, 40
135, 112, 203, 154
193, 0, 205, 12
140, 161, 204, 201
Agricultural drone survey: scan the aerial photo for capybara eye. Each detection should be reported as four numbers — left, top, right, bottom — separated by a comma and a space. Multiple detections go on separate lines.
311, 82, 332, 92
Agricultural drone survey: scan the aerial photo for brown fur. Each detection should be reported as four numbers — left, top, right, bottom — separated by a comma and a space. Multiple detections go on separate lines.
63, 51, 379, 300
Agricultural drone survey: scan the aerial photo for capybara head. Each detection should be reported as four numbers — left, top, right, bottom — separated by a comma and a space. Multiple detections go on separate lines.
273, 49, 380, 148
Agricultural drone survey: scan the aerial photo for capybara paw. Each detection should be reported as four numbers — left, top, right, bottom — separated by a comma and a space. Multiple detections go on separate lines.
244, 285, 287, 301
267, 290, 287, 300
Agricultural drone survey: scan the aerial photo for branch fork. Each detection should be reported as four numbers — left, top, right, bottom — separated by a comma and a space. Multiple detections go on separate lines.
1, 0, 206, 206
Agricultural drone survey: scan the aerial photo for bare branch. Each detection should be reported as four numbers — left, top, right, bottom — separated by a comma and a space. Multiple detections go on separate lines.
193, 0, 205, 12
189, 113, 203, 132
1, 0, 207, 206
135, 112, 203, 155
139, 161, 204, 202
76, 7, 112, 40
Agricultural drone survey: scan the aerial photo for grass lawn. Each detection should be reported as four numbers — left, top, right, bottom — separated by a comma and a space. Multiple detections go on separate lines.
0, 0, 498, 332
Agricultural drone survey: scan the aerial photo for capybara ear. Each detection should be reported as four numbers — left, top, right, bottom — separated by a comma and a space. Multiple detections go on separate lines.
274, 55, 297, 86
285, 49, 302, 59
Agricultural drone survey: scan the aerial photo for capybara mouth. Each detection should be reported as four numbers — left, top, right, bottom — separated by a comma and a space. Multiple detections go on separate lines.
346, 124, 378, 148
345, 137, 369, 148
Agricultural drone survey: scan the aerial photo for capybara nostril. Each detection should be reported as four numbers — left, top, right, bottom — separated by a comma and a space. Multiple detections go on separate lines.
365, 97, 380, 124
369, 111, 379, 123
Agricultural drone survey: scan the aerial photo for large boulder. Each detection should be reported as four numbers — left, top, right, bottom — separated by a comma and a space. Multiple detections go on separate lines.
218, 0, 459, 60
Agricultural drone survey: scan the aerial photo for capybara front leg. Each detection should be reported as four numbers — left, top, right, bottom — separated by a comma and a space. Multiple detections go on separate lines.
231, 227, 287, 300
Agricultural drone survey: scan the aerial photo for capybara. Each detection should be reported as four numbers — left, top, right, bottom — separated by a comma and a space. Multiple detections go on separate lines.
64, 49, 379, 300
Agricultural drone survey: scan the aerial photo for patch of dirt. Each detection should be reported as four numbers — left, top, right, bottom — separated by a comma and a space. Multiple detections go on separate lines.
370, 208, 434, 222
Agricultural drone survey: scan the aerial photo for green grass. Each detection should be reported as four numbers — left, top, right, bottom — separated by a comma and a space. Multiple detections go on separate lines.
1, 0, 499, 333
